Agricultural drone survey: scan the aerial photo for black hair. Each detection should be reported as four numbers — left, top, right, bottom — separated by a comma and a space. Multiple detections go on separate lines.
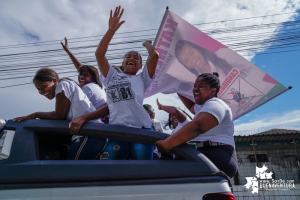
143, 104, 153, 111
164, 108, 193, 130
175, 40, 232, 76
198, 72, 220, 95
33, 67, 76, 84
123, 51, 143, 65
78, 65, 103, 88
33, 68, 59, 83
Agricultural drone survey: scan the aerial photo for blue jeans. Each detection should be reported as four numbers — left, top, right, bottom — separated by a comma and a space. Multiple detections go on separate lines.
100, 127, 154, 160
67, 136, 106, 160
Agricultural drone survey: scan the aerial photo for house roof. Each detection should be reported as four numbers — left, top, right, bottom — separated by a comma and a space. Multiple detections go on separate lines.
234, 129, 300, 143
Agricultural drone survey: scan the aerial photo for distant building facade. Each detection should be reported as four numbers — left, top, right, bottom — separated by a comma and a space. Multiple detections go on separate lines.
231, 129, 300, 199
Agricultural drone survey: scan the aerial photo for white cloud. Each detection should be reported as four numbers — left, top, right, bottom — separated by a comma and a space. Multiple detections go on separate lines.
0, 0, 299, 123
181, 0, 300, 61
234, 110, 300, 135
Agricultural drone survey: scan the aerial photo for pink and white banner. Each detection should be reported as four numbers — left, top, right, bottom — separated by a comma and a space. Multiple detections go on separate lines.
144, 10, 288, 120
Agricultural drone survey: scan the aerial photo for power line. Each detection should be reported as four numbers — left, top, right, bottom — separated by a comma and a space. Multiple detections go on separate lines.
0, 10, 299, 50
1, 10, 300, 88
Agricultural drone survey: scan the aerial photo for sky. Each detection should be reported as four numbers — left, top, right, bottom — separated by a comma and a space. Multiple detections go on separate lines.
1, 0, 300, 135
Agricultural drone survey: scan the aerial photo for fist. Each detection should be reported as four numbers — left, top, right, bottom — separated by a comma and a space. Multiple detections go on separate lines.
143, 40, 152, 47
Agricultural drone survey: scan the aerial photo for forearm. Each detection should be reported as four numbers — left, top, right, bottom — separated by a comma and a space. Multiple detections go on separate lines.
95, 29, 115, 76
35, 111, 65, 120
95, 29, 115, 59
177, 93, 195, 114
160, 104, 186, 123
65, 50, 82, 71
144, 42, 158, 57
160, 104, 178, 115
81, 106, 109, 122
164, 121, 202, 149
144, 42, 159, 78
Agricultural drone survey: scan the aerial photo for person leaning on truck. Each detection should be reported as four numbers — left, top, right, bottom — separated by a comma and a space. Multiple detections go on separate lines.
13, 68, 106, 160
155, 72, 238, 178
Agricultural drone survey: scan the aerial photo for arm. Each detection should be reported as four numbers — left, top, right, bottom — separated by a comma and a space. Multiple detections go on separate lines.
157, 98, 186, 123
69, 104, 109, 135
14, 92, 70, 122
177, 93, 195, 114
143, 40, 159, 78
95, 6, 125, 77
154, 112, 218, 154
61, 37, 82, 71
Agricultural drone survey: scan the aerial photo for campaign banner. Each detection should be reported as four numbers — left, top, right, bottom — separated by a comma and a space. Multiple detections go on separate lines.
144, 10, 287, 120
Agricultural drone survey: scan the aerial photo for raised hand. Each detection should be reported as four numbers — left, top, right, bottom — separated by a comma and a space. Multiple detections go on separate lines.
109, 6, 125, 32
142, 40, 152, 47
61, 37, 70, 53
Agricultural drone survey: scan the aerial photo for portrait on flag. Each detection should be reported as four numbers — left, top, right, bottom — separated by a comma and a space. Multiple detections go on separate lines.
144, 10, 287, 120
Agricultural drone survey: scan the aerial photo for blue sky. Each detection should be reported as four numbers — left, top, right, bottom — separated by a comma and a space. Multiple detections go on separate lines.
233, 14, 300, 134
1, 0, 300, 135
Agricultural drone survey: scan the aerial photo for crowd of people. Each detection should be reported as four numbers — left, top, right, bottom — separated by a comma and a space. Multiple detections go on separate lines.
13, 6, 237, 178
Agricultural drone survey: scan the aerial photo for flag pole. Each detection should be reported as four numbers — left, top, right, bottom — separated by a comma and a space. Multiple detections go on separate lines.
152, 6, 170, 47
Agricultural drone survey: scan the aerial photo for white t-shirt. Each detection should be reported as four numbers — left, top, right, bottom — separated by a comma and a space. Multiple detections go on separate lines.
55, 79, 102, 140
101, 65, 153, 128
82, 82, 106, 109
192, 98, 235, 147
151, 118, 163, 132
171, 117, 191, 135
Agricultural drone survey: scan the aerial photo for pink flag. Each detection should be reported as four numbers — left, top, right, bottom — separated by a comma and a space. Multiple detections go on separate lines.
144, 10, 287, 120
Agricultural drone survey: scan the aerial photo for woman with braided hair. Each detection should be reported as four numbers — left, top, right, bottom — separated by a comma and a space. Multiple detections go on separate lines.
155, 72, 238, 178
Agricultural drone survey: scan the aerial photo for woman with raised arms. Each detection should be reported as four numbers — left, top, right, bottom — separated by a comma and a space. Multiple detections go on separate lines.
69, 5, 159, 160
61, 37, 107, 112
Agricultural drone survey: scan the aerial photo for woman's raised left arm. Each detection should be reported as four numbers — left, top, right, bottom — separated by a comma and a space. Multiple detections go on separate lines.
143, 40, 159, 78
61, 37, 82, 71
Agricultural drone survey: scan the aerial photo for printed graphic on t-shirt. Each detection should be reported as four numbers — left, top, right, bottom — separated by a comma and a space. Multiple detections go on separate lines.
107, 75, 134, 103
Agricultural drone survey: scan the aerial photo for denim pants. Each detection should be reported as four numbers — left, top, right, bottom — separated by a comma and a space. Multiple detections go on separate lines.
100, 127, 154, 160
67, 136, 106, 160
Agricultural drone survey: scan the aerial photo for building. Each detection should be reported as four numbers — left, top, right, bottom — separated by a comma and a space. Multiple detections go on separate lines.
231, 129, 300, 199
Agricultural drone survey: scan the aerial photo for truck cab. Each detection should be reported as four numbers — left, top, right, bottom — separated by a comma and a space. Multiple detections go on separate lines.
0, 119, 236, 199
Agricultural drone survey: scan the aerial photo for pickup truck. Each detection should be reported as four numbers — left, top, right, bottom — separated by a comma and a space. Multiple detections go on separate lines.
0, 119, 236, 200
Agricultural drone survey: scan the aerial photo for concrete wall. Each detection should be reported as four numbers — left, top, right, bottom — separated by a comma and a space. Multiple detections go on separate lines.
230, 145, 300, 199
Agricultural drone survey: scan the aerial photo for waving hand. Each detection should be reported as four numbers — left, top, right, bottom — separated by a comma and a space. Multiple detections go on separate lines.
109, 6, 125, 32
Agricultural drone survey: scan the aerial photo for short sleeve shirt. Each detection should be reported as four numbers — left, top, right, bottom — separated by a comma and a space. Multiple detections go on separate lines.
192, 98, 235, 146
101, 65, 153, 128
152, 118, 163, 132
55, 80, 102, 140
82, 82, 107, 109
